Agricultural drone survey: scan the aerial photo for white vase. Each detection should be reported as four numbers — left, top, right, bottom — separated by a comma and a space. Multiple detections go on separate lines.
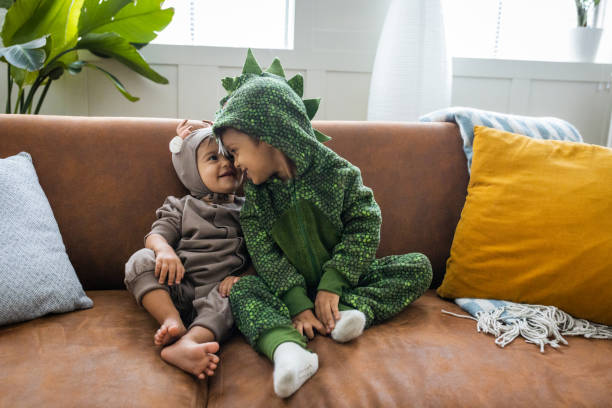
367, 0, 451, 121
569, 27, 603, 62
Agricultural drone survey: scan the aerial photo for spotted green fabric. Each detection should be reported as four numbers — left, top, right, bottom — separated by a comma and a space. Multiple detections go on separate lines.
231, 253, 432, 357
213, 49, 433, 350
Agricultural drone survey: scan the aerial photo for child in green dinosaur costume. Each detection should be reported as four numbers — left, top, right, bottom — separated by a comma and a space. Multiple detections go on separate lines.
212, 49, 433, 398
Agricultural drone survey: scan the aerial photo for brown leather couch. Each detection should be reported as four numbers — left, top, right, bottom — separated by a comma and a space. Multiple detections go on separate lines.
1, 114, 610, 408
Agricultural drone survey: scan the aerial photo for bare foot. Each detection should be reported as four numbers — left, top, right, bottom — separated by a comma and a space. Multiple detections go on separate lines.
154, 318, 187, 346
160, 338, 220, 380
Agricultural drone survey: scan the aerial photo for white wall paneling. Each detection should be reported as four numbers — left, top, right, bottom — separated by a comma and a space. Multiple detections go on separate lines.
178, 65, 219, 120
326, 71, 371, 120
452, 58, 612, 145
1, 0, 611, 145
87, 63, 179, 118
451, 77, 513, 113
528, 79, 612, 146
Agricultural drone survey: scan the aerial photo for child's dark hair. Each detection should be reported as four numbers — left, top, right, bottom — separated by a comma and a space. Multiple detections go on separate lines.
217, 126, 261, 156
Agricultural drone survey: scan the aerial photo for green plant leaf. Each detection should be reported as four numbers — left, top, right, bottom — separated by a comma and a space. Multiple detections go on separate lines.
90, 0, 173, 43
68, 60, 139, 101
303, 98, 320, 120
9, 64, 25, 85
9, 65, 37, 86
76, 32, 167, 83
0, 36, 47, 71
78, 0, 131, 35
0, 0, 14, 9
2, 0, 60, 45
1, 0, 83, 61
65, 0, 85, 50
288, 74, 303, 97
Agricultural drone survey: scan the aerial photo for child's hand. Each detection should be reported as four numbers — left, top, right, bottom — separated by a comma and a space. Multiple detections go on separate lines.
219, 276, 240, 297
315, 290, 341, 334
292, 309, 325, 339
154, 247, 185, 286
176, 119, 192, 139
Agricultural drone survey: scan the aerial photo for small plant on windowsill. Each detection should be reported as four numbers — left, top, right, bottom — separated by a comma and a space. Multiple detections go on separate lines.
570, 0, 604, 61
575, 0, 601, 27
0, 0, 174, 114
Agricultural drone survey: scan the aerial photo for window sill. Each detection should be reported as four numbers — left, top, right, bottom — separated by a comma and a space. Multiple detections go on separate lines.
133, 44, 612, 81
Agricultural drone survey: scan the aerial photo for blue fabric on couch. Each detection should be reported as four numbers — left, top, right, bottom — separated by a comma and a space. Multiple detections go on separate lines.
419, 107, 583, 170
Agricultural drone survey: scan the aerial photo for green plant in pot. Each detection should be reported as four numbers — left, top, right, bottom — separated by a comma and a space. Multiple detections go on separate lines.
575, 0, 602, 26
571, 0, 605, 61
0, 0, 174, 114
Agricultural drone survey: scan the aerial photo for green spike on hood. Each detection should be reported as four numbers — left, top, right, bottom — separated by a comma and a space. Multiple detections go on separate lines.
242, 48, 263, 75
314, 129, 332, 143
287, 74, 304, 97
221, 77, 237, 93
303, 98, 320, 121
214, 49, 330, 146
265, 58, 285, 78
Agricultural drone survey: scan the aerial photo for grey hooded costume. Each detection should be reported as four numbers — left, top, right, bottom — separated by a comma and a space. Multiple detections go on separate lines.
124, 126, 248, 342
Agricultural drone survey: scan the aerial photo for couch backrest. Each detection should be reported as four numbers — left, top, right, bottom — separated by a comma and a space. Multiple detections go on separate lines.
0, 115, 467, 289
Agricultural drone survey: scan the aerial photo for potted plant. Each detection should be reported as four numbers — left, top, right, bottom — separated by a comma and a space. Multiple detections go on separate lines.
570, 0, 606, 61
0, 0, 174, 114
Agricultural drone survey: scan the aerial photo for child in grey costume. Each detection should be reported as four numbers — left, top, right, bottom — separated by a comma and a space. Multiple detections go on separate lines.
124, 120, 250, 380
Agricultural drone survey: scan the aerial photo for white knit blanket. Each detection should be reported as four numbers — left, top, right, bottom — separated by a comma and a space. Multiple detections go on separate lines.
443, 298, 612, 352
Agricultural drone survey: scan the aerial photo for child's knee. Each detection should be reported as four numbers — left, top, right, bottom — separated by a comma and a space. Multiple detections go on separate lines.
415, 253, 433, 286
124, 248, 156, 286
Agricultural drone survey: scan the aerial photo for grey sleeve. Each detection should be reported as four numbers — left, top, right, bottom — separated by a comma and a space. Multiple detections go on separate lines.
144, 196, 187, 247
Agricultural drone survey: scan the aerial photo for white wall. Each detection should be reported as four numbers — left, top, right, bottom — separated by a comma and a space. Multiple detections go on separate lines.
1, 0, 611, 146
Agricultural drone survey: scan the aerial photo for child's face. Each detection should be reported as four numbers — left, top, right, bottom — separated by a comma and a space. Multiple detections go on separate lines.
196, 139, 243, 194
221, 128, 283, 185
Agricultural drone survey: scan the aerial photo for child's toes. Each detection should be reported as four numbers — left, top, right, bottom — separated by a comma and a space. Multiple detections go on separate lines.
154, 329, 166, 345
203, 342, 220, 355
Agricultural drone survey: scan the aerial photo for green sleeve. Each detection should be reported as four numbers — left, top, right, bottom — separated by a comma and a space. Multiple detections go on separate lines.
282, 286, 314, 317
317, 267, 350, 296
321, 168, 382, 288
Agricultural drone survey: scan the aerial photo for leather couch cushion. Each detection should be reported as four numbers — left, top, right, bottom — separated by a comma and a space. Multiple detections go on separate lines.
207, 290, 612, 407
0, 291, 206, 408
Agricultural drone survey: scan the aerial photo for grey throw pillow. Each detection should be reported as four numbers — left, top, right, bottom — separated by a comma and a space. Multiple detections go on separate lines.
0, 152, 93, 326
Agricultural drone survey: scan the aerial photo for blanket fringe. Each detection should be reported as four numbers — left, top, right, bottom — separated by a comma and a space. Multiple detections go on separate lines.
442, 305, 612, 352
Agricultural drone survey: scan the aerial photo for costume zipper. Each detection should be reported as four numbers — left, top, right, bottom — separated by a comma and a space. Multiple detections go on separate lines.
292, 181, 319, 285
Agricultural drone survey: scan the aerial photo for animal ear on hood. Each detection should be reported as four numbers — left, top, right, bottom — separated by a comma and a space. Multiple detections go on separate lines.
169, 121, 213, 154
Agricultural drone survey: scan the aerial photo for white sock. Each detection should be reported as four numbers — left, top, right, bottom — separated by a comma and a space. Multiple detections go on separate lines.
272, 342, 319, 398
331, 310, 366, 343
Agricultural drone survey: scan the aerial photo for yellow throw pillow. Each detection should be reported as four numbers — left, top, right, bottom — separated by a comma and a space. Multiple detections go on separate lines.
438, 126, 612, 325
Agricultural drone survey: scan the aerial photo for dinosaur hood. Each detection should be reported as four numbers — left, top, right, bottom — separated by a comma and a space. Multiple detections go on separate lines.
212, 49, 330, 179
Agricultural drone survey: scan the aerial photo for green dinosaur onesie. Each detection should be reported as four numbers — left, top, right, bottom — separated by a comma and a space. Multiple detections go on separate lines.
213, 50, 433, 360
